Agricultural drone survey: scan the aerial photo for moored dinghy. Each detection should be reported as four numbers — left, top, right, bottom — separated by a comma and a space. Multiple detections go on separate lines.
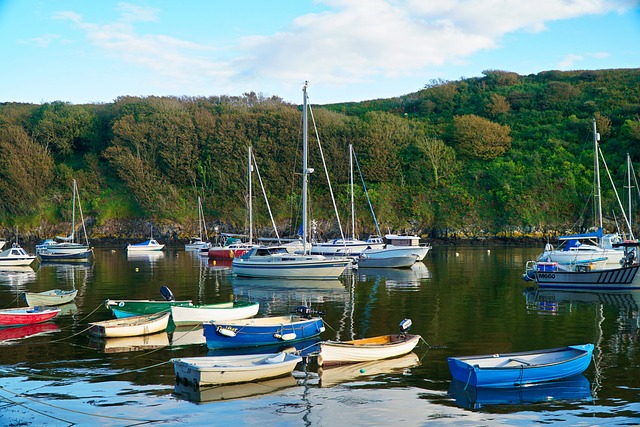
447, 343, 594, 388
318, 318, 421, 366
104, 286, 193, 318
87, 311, 171, 338
203, 306, 325, 349
170, 300, 260, 326
0, 306, 61, 326
172, 352, 302, 387
21, 289, 78, 306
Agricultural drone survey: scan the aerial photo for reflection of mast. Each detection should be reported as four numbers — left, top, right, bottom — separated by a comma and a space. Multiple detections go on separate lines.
592, 304, 604, 399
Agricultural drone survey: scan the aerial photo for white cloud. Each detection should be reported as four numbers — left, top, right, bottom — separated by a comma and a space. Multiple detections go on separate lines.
51, 0, 637, 99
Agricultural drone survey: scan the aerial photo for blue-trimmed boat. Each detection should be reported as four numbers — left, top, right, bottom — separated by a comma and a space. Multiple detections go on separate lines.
447, 344, 594, 388
203, 306, 325, 349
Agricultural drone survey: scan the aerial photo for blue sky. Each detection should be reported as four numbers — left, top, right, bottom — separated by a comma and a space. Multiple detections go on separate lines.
1, 0, 639, 105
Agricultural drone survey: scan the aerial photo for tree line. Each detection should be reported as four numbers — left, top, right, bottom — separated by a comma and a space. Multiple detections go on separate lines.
1, 68, 639, 239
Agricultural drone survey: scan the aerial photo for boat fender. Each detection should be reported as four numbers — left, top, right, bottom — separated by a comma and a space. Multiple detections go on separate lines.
118, 301, 125, 307
216, 326, 237, 337
319, 326, 325, 333
280, 332, 297, 341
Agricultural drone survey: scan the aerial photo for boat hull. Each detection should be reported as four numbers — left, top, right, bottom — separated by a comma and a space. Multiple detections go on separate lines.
170, 301, 260, 326
39, 249, 92, 261
318, 334, 421, 366
358, 254, 418, 268
0, 307, 61, 326
533, 265, 640, 290
88, 312, 170, 338
104, 299, 193, 318
231, 258, 351, 279
203, 316, 325, 349
172, 352, 301, 386
21, 289, 78, 306
447, 344, 594, 388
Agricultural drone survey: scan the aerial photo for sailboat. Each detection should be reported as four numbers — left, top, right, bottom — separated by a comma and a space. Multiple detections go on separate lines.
186, 196, 211, 251
231, 82, 352, 279
37, 179, 93, 261
311, 144, 385, 257
536, 118, 627, 270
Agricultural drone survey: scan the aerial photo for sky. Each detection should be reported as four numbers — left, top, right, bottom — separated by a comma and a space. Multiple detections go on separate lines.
0, 0, 639, 105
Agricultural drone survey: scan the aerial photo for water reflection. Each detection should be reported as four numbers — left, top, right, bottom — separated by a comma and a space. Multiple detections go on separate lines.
0, 266, 36, 289
88, 331, 170, 353
0, 322, 60, 343
173, 374, 298, 403
126, 251, 166, 264
357, 262, 431, 289
448, 374, 592, 409
318, 352, 420, 387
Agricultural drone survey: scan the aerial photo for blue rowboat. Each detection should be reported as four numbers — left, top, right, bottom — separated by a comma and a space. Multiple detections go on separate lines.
203, 307, 325, 349
447, 344, 594, 388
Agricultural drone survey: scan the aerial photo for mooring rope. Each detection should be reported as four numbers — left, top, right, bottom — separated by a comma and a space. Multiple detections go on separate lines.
0, 384, 164, 425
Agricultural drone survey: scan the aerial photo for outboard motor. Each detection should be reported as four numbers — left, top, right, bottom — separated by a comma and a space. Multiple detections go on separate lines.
399, 318, 412, 337
160, 286, 176, 302
293, 305, 324, 319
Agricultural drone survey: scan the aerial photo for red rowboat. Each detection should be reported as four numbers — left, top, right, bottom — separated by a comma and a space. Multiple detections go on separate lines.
0, 306, 61, 326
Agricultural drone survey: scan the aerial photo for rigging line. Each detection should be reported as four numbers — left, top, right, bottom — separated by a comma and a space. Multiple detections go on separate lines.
0, 385, 163, 425
308, 103, 346, 242
251, 149, 281, 242
352, 148, 382, 237
598, 145, 632, 235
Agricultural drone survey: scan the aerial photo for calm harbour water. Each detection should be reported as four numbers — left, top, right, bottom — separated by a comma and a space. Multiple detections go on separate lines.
0, 245, 639, 426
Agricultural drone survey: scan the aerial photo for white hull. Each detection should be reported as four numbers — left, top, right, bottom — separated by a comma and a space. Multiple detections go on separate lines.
170, 302, 260, 326
358, 247, 419, 268
22, 289, 78, 306
172, 352, 301, 386
232, 256, 351, 279
37, 244, 90, 255
0, 257, 36, 266
385, 245, 431, 261
318, 334, 421, 366
88, 312, 170, 338
533, 264, 640, 290
127, 245, 164, 252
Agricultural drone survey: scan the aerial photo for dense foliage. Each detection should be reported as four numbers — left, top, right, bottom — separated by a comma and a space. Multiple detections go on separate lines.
1, 68, 640, 238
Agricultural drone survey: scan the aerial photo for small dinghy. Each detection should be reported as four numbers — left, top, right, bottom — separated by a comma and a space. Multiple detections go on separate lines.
318, 319, 421, 366
172, 352, 302, 388
21, 289, 78, 306
0, 306, 61, 326
170, 301, 260, 326
104, 286, 193, 318
447, 343, 594, 388
203, 306, 324, 349
88, 311, 171, 338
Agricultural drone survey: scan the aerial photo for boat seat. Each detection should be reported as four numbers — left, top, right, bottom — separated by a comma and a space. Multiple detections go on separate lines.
496, 357, 535, 367
265, 353, 286, 364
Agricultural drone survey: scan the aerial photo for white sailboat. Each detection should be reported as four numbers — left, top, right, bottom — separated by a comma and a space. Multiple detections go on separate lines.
311, 143, 384, 256
185, 196, 211, 251
537, 119, 627, 270
231, 82, 352, 279
37, 179, 92, 261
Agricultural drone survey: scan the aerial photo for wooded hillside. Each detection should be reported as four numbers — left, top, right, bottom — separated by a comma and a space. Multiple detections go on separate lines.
1, 68, 639, 241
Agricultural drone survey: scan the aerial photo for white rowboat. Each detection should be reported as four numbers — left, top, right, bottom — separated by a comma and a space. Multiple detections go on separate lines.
21, 289, 78, 306
318, 333, 421, 366
172, 352, 301, 387
88, 311, 170, 338
170, 301, 260, 326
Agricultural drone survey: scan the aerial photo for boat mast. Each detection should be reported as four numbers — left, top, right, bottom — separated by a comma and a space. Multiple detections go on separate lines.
350, 144, 355, 240
628, 153, 633, 238
302, 82, 311, 255
248, 145, 253, 245
594, 118, 603, 232
71, 179, 77, 244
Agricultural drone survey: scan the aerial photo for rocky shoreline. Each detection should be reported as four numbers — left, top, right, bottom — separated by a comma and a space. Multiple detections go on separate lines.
1, 217, 550, 248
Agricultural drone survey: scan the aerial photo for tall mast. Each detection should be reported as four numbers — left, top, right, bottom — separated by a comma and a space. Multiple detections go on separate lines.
71, 179, 77, 243
350, 144, 355, 240
628, 153, 633, 237
302, 82, 310, 254
248, 145, 253, 245
594, 118, 603, 231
